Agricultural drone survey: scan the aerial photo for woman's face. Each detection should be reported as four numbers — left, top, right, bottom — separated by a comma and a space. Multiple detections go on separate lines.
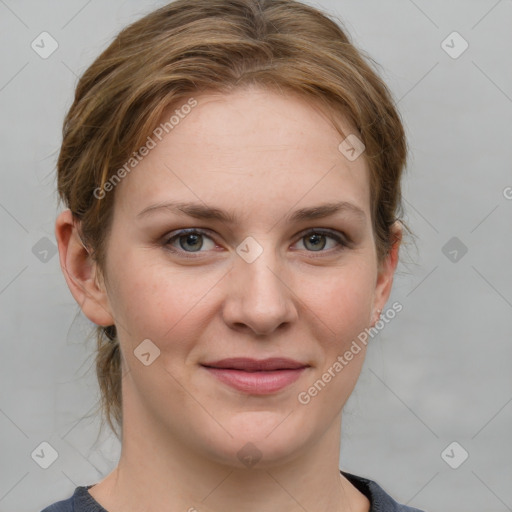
80, 86, 399, 467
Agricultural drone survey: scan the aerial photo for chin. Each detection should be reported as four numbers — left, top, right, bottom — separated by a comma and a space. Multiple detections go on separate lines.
196, 410, 316, 470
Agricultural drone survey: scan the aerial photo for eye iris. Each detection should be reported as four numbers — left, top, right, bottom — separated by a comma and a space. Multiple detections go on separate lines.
304, 233, 326, 251
172, 231, 334, 253
180, 233, 203, 252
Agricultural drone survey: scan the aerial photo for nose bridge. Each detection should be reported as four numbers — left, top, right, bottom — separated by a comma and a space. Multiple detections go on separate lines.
223, 235, 297, 335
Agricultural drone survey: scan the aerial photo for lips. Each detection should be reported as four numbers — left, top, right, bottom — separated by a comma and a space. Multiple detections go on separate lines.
201, 357, 309, 372
201, 358, 310, 394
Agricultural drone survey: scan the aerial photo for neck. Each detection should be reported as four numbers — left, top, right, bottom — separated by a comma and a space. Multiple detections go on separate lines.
89, 388, 369, 512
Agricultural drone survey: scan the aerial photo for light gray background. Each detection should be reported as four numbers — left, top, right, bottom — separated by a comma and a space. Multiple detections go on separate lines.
0, 1, 511, 511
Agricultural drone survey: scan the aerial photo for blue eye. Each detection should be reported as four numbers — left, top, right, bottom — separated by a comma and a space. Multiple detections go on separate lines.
296, 230, 346, 252
163, 228, 348, 259
164, 229, 217, 254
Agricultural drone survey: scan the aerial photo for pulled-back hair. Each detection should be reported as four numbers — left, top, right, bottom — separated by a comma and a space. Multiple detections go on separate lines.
57, 0, 409, 437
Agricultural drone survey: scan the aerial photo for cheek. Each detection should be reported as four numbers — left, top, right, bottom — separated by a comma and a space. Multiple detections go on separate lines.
298, 261, 374, 410
307, 261, 376, 337
297, 270, 372, 416
107, 254, 220, 349
107, 244, 376, 356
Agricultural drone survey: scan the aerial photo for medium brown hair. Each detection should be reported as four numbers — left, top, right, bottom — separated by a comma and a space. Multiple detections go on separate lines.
57, 0, 410, 437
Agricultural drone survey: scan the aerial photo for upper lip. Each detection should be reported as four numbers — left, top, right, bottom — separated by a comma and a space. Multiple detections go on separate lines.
201, 358, 309, 371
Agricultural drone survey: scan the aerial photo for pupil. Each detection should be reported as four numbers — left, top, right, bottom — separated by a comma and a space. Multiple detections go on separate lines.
181, 233, 202, 251
306, 233, 325, 251
178, 233, 327, 252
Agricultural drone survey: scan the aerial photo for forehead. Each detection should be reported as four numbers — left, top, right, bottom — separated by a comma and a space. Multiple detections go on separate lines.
113, 86, 370, 223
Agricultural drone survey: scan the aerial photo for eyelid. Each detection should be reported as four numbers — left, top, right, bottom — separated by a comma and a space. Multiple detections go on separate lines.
295, 227, 350, 245
163, 228, 218, 257
292, 228, 351, 257
162, 227, 350, 258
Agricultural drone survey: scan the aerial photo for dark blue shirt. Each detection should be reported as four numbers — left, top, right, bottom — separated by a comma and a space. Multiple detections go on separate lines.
40, 471, 426, 511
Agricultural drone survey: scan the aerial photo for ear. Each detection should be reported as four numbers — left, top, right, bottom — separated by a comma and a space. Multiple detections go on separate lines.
55, 209, 115, 327
371, 221, 402, 323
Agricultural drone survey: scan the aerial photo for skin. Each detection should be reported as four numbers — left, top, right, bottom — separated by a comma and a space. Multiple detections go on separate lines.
56, 85, 402, 512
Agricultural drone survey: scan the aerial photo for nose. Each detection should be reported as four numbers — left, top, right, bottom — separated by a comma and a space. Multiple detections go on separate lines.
221, 243, 299, 337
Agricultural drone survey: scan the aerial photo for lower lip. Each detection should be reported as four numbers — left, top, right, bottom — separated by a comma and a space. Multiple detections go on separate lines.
203, 367, 307, 394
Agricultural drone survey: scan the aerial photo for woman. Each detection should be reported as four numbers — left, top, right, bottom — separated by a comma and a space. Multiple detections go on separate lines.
43, 0, 424, 510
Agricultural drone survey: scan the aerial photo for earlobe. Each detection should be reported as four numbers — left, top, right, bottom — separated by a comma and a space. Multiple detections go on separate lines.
55, 209, 115, 327
372, 221, 403, 318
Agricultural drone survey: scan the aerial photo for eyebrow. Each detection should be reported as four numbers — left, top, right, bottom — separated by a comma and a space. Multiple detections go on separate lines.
136, 200, 367, 224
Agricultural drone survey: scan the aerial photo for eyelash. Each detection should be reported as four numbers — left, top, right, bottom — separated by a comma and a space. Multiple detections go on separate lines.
162, 228, 350, 259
